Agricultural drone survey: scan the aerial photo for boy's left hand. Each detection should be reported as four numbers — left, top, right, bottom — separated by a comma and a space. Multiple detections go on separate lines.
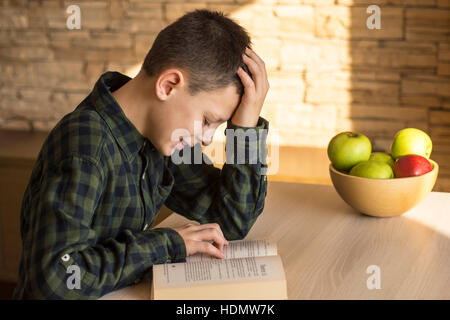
232, 46, 270, 128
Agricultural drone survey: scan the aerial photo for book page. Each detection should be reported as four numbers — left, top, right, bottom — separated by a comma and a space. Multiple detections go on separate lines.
186, 238, 277, 262
154, 255, 285, 288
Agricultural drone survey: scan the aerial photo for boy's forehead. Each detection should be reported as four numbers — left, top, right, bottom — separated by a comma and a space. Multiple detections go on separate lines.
205, 88, 239, 116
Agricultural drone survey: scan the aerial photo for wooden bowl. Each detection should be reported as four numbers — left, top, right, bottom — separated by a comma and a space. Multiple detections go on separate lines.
329, 159, 439, 217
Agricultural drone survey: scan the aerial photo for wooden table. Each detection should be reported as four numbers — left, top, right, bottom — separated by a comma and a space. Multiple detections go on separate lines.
100, 181, 450, 300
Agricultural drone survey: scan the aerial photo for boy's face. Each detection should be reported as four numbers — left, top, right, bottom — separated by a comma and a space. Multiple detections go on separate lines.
148, 68, 241, 157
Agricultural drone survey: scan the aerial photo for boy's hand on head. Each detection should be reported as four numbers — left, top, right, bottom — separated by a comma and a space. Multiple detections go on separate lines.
172, 223, 230, 259
233, 47, 270, 128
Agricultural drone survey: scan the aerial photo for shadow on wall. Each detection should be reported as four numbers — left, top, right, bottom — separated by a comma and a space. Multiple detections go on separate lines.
312, 3, 450, 192
354, 3, 449, 192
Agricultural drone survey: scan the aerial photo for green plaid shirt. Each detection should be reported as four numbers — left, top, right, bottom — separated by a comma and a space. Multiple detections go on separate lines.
13, 71, 269, 300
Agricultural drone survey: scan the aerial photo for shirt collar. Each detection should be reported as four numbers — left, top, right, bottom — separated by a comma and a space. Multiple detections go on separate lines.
88, 71, 155, 162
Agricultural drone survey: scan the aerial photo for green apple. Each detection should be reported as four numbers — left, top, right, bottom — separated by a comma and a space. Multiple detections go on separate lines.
369, 152, 394, 168
390, 128, 432, 160
327, 131, 372, 171
349, 160, 394, 179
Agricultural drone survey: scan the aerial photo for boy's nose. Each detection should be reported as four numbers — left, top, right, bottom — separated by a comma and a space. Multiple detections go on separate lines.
201, 132, 215, 146
202, 139, 212, 146
201, 129, 215, 146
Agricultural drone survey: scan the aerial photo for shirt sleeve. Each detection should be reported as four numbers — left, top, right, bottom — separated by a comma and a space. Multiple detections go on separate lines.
20, 154, 186, 300
164, 116, 269, 241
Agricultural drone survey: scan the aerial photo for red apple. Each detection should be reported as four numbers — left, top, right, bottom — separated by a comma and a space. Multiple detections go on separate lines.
393, 154, 432, 178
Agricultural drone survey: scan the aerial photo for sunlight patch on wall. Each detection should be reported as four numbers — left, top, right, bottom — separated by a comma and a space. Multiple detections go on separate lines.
124, 63, 142, 78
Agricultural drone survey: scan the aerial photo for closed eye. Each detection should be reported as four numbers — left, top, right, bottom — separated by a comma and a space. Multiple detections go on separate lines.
203, 117, 210, 127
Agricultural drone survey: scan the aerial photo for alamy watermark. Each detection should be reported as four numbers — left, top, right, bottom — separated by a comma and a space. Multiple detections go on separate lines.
66, 264, 81, 290
169, 121, 280, 176
366, 5, 381, 30
66, 4, 81, 30
366, 265, 381, 290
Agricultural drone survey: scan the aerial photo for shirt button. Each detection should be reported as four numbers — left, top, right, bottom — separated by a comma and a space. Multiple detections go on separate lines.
143, 224, 148, 231
61, 254, 70, 262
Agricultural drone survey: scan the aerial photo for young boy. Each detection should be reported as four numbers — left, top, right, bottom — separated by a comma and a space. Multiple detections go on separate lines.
13, 9, 270, 299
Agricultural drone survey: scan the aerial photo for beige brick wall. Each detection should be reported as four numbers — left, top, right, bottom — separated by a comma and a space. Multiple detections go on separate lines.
0, 0, 449, 191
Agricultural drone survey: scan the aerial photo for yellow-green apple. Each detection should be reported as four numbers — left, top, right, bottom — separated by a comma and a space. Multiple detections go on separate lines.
393, 154, 433, 178
327, 132, 372, 171
349, 161, 394, 179
390, 128, 432, 160
369, 152, 395, 168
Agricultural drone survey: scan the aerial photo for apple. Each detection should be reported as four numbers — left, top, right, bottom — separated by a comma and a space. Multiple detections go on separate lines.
349, 161, 394, 179
390, 128, 432, 160
327, 132, 372, 171
393, 154, 433, 178
369, 152, 394, 168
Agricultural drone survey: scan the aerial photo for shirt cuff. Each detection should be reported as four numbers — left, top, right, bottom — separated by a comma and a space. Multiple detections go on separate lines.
224, 116, 269, 172
158, 227, 187, 263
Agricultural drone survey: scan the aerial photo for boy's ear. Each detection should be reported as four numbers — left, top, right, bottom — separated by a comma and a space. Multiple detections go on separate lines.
155, 69, 184, 98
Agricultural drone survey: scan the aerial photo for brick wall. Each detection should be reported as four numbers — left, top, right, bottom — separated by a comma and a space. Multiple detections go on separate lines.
0, 0, 449, 190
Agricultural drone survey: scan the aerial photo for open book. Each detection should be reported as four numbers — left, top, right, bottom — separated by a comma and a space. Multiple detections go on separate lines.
151, 238, 288, 300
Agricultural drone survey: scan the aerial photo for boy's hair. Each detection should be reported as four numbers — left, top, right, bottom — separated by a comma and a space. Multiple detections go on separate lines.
141, 9, 252, 97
